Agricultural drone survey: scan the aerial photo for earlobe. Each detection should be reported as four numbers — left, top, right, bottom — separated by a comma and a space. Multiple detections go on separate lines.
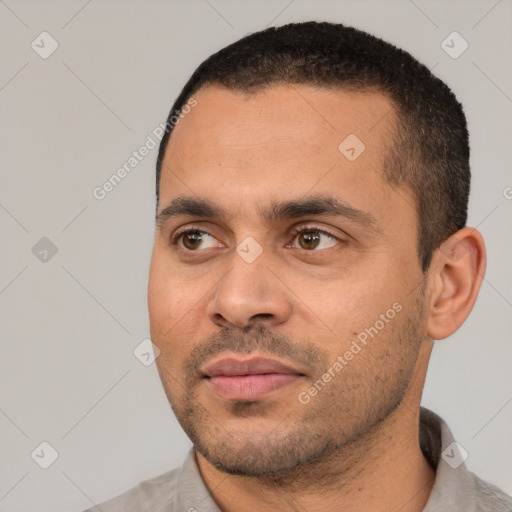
426, 228, 486, 340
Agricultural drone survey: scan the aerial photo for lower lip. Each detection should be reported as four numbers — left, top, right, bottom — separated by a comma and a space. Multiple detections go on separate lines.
207, 373, 302, 400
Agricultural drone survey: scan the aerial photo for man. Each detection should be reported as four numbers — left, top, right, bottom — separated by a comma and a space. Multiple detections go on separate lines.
87, 21, 511, 511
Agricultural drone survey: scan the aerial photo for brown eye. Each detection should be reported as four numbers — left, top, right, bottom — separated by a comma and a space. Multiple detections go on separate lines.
181, 231, 204, 250
290, 228, 338, 251
173, 229, 219, 251
297, 231, 321, 250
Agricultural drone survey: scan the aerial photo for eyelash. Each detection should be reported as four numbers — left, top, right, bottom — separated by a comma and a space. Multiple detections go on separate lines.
170, 224, 341, 251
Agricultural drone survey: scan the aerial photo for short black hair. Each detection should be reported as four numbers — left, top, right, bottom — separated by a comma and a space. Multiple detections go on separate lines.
156, 21, 470, 272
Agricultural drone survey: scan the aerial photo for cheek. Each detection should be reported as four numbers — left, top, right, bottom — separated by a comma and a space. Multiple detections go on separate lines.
149, 274, 191, 389
148, 247, 190, 318
302, 270, 408, 354
148, 253, 210, 360
148, 268, 173, 330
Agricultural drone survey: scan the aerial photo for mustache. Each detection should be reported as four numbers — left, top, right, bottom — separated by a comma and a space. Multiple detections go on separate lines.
183, 325, 327, 381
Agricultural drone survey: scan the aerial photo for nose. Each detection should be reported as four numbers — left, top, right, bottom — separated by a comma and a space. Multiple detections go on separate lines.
207, 251, 293, 330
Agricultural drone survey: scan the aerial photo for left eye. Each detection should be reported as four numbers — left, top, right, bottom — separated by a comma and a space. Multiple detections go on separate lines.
288, 228, 339, 251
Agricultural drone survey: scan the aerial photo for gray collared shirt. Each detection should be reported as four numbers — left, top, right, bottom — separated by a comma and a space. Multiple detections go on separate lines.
85, 408, 512, 511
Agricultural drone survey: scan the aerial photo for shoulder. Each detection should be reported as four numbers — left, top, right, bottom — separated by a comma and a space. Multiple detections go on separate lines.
82, 467, 181, 512
471, 473, 512, 511
419, 408, 512, 511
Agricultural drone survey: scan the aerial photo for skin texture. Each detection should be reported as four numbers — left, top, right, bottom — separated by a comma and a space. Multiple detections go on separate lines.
148, 84, 486, 512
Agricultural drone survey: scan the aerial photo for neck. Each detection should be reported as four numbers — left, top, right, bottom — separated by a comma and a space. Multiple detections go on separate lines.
197, 342, 435, 512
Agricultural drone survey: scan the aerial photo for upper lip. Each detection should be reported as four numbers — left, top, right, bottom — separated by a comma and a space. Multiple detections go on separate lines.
202, 355, 305, 377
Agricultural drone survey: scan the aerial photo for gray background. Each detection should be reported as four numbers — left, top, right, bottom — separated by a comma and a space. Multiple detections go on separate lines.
0, 0, 511, 510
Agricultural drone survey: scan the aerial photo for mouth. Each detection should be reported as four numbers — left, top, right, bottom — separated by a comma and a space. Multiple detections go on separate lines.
201, 355, 306, 401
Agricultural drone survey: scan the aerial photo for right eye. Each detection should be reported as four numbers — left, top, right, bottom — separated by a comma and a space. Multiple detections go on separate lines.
172, 228, 221, 251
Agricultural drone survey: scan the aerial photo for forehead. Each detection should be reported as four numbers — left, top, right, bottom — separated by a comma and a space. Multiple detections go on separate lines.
162, 84, 396, 186
158, 84, 415, 236
166, 84, 394, 169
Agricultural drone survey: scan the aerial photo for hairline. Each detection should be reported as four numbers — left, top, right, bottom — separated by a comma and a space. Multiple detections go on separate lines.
157, 81, 405, 198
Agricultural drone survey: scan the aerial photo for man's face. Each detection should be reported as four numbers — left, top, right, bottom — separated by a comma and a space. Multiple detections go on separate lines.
148, 85, 428, 476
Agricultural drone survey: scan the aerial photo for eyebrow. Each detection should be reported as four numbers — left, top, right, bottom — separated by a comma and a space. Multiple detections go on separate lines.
156, 195, 379, 232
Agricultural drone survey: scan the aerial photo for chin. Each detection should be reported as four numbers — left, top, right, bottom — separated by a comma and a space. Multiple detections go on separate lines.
193, 425, 338, 478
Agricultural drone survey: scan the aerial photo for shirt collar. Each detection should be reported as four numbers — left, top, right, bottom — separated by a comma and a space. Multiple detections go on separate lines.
173, 407, 477, 511
173, 448, 222, 512
420, 407, 478, 512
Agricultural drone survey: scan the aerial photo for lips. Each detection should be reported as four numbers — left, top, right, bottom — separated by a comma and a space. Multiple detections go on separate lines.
202, 356, 305, 400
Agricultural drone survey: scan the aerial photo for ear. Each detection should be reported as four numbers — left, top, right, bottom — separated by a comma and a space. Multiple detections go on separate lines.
426, 228, 486, 340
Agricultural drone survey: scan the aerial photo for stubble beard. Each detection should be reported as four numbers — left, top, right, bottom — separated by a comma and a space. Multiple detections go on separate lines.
162, 290, 426, 484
